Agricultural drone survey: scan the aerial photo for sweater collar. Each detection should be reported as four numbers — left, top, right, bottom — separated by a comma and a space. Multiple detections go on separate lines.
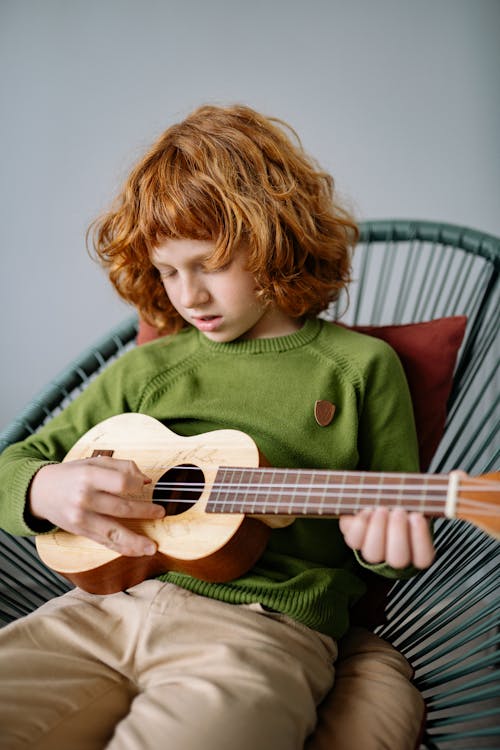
195, 317, 322, 354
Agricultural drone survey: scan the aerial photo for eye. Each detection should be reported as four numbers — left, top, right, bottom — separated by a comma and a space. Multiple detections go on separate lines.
207, 260, 232, 274
158, 268, 176, 279
198, 253, 232, 274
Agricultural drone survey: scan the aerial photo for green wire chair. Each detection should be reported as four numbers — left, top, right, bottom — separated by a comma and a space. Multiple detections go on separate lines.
1, 220, 499, 749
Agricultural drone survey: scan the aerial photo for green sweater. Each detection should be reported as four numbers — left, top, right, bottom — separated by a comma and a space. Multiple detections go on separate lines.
0, 318, 419, 638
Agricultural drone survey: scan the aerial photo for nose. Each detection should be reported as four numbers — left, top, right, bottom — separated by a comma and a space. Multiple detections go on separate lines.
179, 274, 210, 309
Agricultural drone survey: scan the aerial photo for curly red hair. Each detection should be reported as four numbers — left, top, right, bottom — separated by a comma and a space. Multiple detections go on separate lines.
90, 104, 358, 334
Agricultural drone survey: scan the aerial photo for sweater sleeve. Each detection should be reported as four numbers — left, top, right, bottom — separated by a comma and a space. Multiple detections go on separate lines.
357, 339, 420, 474
0, 351, 141, 537
353, 337, 422, 579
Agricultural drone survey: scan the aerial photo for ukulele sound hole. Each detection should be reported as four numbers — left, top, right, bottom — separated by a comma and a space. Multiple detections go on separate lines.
152, 464, 204, 516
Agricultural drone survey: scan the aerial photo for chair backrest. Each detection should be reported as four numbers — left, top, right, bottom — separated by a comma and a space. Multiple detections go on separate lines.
0, 220, 499, 749
329, 220, 499, 475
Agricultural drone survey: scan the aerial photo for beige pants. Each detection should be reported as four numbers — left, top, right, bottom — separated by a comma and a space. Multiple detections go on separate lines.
0, 580, 337, 750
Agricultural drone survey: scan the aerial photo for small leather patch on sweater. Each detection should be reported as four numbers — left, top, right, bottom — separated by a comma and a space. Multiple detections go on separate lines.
314, 400, 336, 427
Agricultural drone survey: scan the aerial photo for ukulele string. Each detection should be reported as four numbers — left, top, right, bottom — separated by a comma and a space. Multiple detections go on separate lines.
151, 476, 499, 494
148, 482, 498, 514
152, 499, 498, 516
133, 464, 499, 514
143, 463, 499, 489
152, 478, 498, 493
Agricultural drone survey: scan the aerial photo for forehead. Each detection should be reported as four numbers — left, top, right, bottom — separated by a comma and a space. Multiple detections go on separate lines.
150, 238, 217, 266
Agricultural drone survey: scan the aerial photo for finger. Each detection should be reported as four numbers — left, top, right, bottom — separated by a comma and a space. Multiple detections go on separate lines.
409, 513, 436, 568
361, 506, 388, 563
85, 491, 165, 521
80, 514, 158, 557
84, 457, 151, 495
385, 508, 411, 568
71, 463, 151, 510
101, 522, 157, 557
85, 454, 150, 476
339, 509, 372, 550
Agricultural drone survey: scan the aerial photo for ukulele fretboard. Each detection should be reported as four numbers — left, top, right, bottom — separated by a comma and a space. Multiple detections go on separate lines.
208, 468, 450, 517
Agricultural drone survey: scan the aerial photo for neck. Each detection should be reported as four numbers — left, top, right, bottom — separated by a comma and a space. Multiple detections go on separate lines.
240, 308, 303, 341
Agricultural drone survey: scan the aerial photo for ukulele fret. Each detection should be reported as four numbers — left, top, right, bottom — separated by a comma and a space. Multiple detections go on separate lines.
232, 468, 245, 514
250, 467, 263, 514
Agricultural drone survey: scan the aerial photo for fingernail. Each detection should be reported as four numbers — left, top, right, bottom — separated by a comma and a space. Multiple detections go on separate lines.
391, 507, 405, 517
144, 543, 156, 555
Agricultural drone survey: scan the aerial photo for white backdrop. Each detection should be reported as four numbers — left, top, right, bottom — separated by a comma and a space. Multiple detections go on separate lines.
1, 0, 499, 429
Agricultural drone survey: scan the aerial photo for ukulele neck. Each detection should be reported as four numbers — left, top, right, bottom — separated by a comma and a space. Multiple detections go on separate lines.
207, 467, 454, 518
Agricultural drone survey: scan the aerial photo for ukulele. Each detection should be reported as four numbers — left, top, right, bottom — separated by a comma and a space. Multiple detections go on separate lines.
35, 413, 500, 594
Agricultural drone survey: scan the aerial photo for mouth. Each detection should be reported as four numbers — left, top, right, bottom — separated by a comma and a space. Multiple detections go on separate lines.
192, 315, 223, 332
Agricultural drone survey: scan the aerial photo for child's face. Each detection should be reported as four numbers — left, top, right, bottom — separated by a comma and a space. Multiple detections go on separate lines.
151, 239, 300, 342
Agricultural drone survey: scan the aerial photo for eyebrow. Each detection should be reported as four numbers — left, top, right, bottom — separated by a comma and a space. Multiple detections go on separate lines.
150, 252, 213, 269
150, 259, 172, 270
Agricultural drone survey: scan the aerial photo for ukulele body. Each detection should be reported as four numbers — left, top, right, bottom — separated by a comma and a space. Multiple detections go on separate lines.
36, 414, 272, 593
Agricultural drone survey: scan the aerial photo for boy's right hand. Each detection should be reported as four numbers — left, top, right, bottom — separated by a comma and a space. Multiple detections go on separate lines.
29, 457, 165, 557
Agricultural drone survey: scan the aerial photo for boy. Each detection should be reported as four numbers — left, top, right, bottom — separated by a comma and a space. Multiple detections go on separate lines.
0, 104, 433, 749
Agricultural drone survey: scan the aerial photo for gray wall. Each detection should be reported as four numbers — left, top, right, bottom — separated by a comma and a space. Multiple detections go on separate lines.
1, 0, 499, 430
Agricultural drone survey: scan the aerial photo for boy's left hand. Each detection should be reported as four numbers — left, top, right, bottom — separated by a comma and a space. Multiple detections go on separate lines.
339, 507, 435, 569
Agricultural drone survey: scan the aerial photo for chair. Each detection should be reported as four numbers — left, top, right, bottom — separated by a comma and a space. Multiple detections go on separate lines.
1, 219, 499, 749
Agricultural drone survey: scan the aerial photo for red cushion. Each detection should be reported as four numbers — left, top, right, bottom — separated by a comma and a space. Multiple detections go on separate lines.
137, 321, 165, 345
350, 318, 466, 470
136, 316, 467, 471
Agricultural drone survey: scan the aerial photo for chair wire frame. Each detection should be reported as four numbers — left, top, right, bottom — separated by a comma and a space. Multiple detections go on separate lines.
0, 220, 498, 749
